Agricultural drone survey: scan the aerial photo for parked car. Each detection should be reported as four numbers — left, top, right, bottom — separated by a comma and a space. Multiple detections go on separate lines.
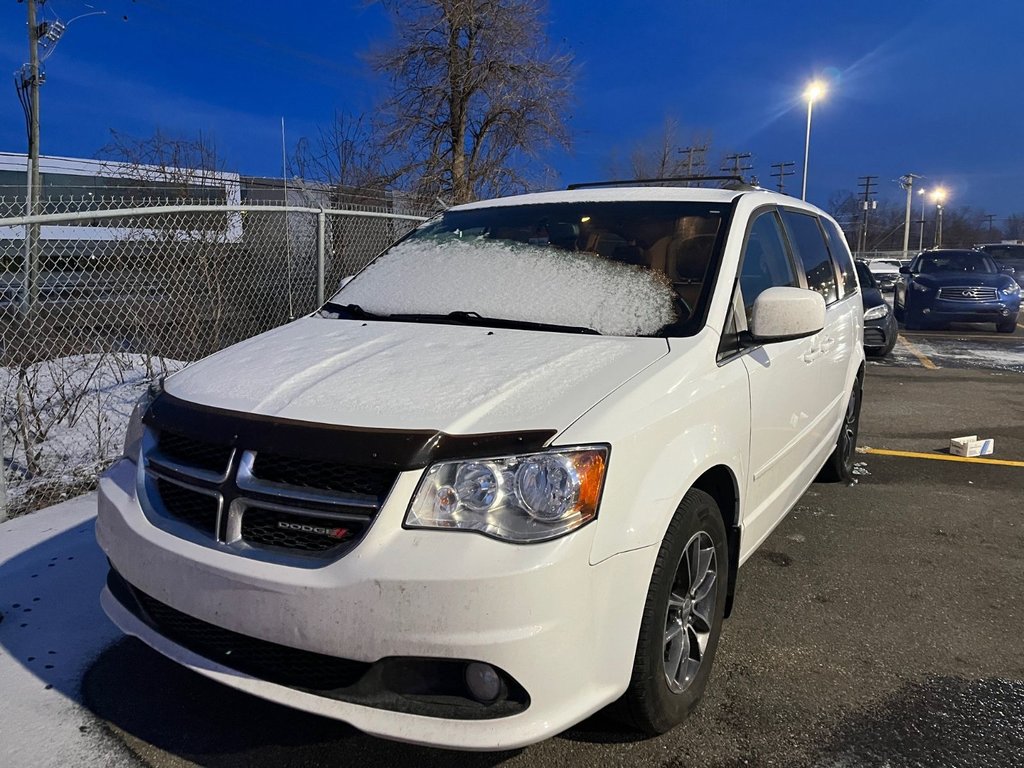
894, 248, 1021, 333
975, 242, 1024, 289
96, 185, 865, 750
855, 261, 897, 355
865, 258, 901, 291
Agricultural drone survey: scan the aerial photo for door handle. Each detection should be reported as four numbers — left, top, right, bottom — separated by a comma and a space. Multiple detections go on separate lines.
801, 346, 822, 364
820, 336, 836, 353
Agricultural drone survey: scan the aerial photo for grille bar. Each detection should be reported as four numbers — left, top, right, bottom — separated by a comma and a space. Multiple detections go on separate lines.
937, 286, 999, 302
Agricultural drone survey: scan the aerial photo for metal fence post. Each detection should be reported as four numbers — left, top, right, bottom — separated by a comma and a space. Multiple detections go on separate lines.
316, 208, 326, 307
0, 419, 8, 522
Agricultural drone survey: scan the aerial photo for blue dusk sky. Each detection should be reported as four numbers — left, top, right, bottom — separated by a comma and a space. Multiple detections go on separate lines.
1, 0, 1022, 216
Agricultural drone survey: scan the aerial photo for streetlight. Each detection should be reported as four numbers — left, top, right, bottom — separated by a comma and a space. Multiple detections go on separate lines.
931, 187, 947, 247
801, 80, 827, 201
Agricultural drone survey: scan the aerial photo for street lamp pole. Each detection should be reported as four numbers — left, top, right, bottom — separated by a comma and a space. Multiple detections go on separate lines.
918, 189, 927, 251
801, 80, 826, 201
931, 187, 947, 248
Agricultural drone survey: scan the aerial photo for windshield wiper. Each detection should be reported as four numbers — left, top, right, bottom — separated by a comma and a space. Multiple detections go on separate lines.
320, 304, 600, 335
387, 311, 601, 335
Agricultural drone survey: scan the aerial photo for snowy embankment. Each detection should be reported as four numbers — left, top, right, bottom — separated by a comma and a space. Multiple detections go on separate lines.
2, 354, 184, 516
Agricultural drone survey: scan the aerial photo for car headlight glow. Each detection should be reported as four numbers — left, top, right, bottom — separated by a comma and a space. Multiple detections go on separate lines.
1001, 283, 1021, 296
405, 446, 608, 543
864, 303, 890, 321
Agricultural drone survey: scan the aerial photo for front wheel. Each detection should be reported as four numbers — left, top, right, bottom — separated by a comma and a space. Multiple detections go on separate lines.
620, 489, 729, 735
996, 317, 1018, 334
817, 377, 863, 483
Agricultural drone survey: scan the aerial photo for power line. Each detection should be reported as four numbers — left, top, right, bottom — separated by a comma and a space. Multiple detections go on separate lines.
676, 145, 708, 185
769, 161, 795, 194
721, 152, 753, 182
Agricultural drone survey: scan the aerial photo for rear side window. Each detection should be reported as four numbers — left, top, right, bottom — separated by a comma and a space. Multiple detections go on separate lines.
782, 210, 837, 304
739, 211, 799, 323
820, 218, 858, 297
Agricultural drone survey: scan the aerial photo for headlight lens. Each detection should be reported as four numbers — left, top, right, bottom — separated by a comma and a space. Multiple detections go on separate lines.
1002, 283, 1021, 295
864, 303, 890, 321
405, 446, 608, 543
123, 380, 162, 463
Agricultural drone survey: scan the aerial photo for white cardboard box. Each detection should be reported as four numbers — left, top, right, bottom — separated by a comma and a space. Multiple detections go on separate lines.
950, 435, 995, 457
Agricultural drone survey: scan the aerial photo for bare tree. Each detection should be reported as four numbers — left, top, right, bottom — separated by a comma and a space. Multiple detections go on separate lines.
98, 128, 225, 199
293, 111, 390, 206
368, 0, 573, 204
607, 118, 713, 181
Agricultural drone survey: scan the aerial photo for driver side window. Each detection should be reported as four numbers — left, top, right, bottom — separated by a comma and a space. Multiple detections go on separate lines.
739, 211, 799, 324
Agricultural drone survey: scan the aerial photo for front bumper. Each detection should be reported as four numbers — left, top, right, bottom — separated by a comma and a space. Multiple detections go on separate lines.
913, 297, 1020, 323
863, 312, 897, 351
96, 459, 656, 750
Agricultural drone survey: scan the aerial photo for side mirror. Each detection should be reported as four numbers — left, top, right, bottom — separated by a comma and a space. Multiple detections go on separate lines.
750, 287, 826, 342
899, 266, 911, 274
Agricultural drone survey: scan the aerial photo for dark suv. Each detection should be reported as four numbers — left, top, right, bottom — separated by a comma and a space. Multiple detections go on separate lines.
894, 248, 1021, 333
976, 243, 1024, 289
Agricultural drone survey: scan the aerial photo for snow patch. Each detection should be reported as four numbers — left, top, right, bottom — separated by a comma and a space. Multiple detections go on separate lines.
336, 238, 680, 337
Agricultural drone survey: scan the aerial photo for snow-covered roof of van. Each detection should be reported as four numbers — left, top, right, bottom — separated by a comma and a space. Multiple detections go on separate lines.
453, 186, 752, 211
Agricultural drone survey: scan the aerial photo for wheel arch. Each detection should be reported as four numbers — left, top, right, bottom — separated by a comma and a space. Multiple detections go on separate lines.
689, 465, 741, 619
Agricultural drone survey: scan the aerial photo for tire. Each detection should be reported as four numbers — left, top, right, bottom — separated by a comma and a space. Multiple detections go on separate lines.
817, 377, 863, 483
620, 489, 729, 735
996, 317, 1017, 334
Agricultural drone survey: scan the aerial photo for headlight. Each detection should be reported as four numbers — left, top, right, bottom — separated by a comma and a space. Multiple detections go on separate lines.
864, 303, 890, 321
123, 379, 162, 463
1002, 283, 1021, 295
405, 446, 608, 543
911, 281, 931, 293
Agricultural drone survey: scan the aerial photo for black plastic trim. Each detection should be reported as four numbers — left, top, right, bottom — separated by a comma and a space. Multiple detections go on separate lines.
144, 391, 556, 471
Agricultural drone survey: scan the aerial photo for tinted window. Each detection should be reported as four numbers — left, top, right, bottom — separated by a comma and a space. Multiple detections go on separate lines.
782, 211, 837, 303
854, 261, 877, 289
914, 251, 997, 274
739, 211, 799, 323
820, 218, 857, 297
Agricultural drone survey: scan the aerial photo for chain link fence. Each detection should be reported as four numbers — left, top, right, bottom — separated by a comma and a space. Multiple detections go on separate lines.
0, 196, 431, 518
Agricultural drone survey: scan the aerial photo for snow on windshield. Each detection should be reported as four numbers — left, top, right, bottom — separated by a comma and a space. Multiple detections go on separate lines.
334, 237, 679, 336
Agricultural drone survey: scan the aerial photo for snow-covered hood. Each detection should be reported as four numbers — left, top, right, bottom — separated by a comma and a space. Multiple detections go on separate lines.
164, 318, 669, 435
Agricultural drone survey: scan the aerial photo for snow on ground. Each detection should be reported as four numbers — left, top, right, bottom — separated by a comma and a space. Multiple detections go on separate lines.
336, 237, 680, 336
2, 354, 184, 516
0, 493, 138, 767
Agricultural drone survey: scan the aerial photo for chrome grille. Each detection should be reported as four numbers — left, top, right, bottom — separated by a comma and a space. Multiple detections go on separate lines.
140, 429, 396, 561
937, 286, 998, 302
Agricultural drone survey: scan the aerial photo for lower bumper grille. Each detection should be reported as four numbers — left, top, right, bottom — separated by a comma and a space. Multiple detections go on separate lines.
107, 569, 530, 719
863, 328, 886, 347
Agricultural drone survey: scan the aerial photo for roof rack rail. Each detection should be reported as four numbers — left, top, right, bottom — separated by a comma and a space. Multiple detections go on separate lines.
566, 175, 760, 191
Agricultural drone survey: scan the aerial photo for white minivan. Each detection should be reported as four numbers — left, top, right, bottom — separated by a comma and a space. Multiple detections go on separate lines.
97, 183, 864, 750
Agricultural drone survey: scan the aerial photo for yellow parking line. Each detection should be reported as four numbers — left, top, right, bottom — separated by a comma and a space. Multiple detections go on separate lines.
859, 447, 1024, 468
896, 335, 938, 370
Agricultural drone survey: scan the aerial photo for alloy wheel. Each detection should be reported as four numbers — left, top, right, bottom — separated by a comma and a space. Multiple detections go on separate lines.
663, 531, 718, 694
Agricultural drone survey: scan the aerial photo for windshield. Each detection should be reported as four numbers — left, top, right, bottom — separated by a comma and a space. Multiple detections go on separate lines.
913, 251, 997, 274
331, 200, 731, 337
868, 260, 899, 271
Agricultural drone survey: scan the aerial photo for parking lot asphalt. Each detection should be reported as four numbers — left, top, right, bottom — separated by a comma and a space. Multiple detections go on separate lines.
60, 328, 1022, 768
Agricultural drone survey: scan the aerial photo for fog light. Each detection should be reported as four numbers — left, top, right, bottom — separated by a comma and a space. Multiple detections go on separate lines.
1001, 309, 1010, 316
922, 308, 931, 314
465, 662, 501, 703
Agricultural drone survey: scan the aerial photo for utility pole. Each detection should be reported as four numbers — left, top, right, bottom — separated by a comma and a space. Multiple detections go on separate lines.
20, 0, 44, 312
899, 174, 921, 261
856, 175, 877, 255
770, 162, 795, 194
721, 152, 753, 182
676, 145, 707, 184
982, 214, 996, 234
